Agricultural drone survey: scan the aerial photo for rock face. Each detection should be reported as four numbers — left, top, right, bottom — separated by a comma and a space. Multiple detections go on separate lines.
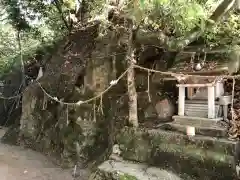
0, 69, 23, 126
16, 21, 119, 167
92, 125, 238, 180
2, 19, 178, 169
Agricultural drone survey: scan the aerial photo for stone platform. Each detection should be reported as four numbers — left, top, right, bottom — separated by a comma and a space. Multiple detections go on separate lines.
94, 160, 187, 180
158, 122, 227, 138
172, 115, 223, 128
113, 127, 238, 180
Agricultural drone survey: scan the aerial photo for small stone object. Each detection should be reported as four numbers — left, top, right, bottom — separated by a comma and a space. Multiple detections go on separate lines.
186, 126, 195, 136
112, 144, 121, 156
109, 144, 123, 161
194, 63, 202, 71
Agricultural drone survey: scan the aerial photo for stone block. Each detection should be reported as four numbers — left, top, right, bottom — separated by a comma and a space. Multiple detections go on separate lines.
92, 160, 187, 180
116, 127, 238, 180
158, 123, 228, 138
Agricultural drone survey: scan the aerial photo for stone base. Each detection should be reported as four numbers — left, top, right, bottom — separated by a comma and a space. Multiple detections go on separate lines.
147, 128, 236, 156
157, 123, 227, 138
172, 115, 223, 128
93, 160, 186, 180
116, 127, 238, 180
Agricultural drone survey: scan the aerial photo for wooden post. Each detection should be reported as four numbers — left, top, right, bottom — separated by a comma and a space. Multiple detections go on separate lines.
178, 86, 185, 116
223, 105, 228, 121
208, 86, 215, 119
187, 87, 194, 100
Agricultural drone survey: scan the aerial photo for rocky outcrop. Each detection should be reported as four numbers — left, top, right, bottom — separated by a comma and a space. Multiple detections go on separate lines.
100, 126, 237, 180
92, 160, 185, 180
0, 18, 179, 171
15, 21, 117, 167
0, 69, 23, 126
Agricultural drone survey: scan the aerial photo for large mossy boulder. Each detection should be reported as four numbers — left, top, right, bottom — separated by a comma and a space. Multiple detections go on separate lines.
19, 83, 100, 167
116, 127, 237, 180
15, 21, 121, 167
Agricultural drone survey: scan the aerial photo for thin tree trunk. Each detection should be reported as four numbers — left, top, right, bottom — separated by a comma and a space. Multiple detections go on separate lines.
126, 28, 138, 127
17, 31, 25, 89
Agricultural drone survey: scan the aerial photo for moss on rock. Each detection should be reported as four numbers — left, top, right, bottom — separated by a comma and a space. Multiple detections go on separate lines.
116, 127, 237, 180
119, 174, 137, 180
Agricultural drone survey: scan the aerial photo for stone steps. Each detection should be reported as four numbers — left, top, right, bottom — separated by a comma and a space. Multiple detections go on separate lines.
184, 103, 221, 118
116, 127, 238, 180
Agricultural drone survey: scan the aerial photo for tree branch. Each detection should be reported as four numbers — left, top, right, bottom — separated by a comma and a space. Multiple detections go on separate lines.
136, 0, 236, 51
17, 30, 26, 90
236, 0, 240, 12
52, 0, 69, 30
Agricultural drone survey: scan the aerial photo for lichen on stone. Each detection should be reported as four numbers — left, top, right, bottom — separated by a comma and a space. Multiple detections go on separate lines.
119, 173, 137, 180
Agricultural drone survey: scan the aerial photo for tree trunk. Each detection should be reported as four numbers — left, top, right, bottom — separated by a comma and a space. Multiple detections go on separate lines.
17, 31, 25, 89
126, 29, 138, 127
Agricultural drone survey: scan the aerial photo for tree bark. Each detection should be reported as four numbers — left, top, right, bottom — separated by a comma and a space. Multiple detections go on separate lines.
126, 28, 138, 127
17, 31, 26, 89
136, 0, 236, 50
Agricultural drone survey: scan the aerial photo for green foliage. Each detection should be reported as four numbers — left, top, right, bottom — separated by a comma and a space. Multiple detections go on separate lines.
204, 12, 240, 46
122, 0, 208, 35
123, 0, 239, 47
0, 0, 239, 77
1, 0, 31, 31
62, 0, 76, 10
0, 0, 68, 76
119, 173, 137, 180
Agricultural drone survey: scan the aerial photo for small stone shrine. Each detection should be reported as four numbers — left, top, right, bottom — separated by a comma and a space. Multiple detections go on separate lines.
170, 60, 232, 129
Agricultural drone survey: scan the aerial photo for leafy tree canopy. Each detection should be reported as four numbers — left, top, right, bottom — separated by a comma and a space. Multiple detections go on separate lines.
0, 0, 239, 74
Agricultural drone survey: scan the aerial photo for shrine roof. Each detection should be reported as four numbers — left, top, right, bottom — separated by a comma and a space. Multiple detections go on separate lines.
151, 53, 229, 83
169, 58, 229, 76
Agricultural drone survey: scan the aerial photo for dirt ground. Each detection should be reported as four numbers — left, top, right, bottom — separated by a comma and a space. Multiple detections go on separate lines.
0, 128, 87, 180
